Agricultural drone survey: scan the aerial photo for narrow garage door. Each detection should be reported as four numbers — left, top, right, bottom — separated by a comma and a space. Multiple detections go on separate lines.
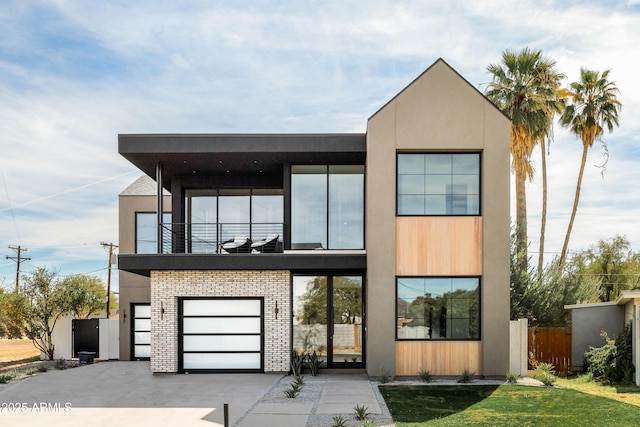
179, 298, 263, 373
132, 304, 151, 360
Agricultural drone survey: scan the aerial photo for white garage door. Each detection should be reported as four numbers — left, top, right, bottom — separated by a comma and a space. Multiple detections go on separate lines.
180, 298, 263, 372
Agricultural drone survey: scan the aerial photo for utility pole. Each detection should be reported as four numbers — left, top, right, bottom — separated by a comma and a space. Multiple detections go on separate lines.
100, 242, 118, 319
6, 245, 31, 293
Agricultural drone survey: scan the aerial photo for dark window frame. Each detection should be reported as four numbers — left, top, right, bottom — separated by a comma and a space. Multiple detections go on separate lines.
135, 212, 172, 254
396, 152, 482, 216
290, 272, 366, 368
130, 303, 151, 361
395, 276, 481, 341
290, 165, 365, 250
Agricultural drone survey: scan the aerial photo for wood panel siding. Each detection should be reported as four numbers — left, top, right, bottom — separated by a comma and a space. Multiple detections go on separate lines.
395, 341, 482, 376
396, 217, 482, 276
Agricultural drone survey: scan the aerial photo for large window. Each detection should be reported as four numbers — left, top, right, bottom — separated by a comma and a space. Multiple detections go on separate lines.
397, 153, 480, 215
135, 212, 172, 254
292, 275, 364, 367
291, 165, 364, 249
184, 189, 283, 253
396, 277, 479, 340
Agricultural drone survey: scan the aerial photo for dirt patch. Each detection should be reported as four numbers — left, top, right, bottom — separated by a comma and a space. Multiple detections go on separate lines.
0, 338, 40, 367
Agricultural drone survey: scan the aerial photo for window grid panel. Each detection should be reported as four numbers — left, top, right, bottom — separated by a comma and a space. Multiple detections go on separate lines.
397, 153, 480, 216
396, 277, 480, 340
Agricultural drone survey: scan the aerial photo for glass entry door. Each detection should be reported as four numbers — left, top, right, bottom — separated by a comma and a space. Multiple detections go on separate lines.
292, 275, 364, 368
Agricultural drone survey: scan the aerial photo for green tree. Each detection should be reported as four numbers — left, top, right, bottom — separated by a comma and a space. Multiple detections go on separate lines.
0, 289, 29, 339
62, 274, 107, 319
509, 226, 600, 326
559, 68, 622, 266
332, 276, 362, 325
297, 276, 362, 325
21, 267, 71, 360
571, 235, 640, 301
486, 47, 564, 271
297, 276, 327, 325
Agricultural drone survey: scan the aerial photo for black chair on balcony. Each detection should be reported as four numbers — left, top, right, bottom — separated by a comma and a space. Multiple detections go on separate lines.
250, 234, 280, 253
220, 236, 252, 253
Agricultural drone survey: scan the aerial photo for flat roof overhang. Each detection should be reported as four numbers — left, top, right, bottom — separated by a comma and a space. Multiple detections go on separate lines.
118, 253, 367, 277
118, 133, 367, 189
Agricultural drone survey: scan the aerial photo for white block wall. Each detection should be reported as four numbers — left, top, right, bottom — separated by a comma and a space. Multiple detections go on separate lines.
509, 318, 528, 376
150, 270, 290, 373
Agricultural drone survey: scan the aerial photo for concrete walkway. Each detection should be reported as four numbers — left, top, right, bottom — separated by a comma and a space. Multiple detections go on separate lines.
238, 373, 392, 426
0, 362, 394, 426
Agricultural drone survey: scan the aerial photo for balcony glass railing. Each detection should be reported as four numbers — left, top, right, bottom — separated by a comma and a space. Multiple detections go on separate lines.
159, 222, 283, 254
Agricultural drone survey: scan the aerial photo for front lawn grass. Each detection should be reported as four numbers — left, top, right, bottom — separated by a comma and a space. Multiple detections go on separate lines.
556, 375, 640, 407
380, 385, 640, 426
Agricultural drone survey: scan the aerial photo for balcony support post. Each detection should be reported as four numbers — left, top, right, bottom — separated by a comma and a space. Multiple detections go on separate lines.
156, 162, 163, 254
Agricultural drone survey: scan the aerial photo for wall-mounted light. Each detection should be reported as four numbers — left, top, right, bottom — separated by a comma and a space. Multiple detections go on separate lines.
161, 301, 165, 319
274, 301, 279, 319
122, 309, 126, 323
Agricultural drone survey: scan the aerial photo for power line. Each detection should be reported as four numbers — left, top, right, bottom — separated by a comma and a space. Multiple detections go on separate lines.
101, 242, 118, 319
5, 245, 31, 293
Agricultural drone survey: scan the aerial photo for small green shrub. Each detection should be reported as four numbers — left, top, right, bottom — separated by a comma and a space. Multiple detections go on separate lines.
284, 387, 300, 398
291, 350, 304, 376
538, 371, 557, 387
293, 375, 305, 387
362, 421, 377, 427
584, 330, 615, 380
23, 368, 39, 376
377, 366, 394, 384
535, 362, 555, 375
354, 404, 370, 421
37, 364, 49, 373
457, 369, 475, 383
418, 368, 433, 383
306, 350, 322, 376
505, 372, 519, 384
332, 415, 347, 427
575, 372, 594, 383
0, 373, 15, 384
54, 358, 68, 370
611, 322, 635, 384
583, 324, 636, 385
533, 362, 557, 386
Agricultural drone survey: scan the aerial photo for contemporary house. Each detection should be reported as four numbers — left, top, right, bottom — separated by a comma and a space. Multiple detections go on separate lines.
117, 58, 511, 377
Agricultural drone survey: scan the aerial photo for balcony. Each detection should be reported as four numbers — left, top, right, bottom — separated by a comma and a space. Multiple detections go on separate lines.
119, 221, 366, 276
159, 222, 284, 254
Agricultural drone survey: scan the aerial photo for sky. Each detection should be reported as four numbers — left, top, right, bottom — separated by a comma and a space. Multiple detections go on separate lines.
1, 0, 639, 293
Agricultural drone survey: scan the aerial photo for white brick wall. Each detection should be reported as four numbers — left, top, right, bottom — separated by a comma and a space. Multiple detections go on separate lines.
150, 270, 291, 373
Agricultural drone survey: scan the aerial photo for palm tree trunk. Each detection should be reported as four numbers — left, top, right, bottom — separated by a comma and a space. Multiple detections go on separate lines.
515, 160, 528, 270
537, 137, 548, 280
538, 138, 547, 281
559, 143, 589, 266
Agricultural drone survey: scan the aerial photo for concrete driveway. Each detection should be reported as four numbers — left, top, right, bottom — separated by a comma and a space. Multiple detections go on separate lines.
0, 362, 281, 426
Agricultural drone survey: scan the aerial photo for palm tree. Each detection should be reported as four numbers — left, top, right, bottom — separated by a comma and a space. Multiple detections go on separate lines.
558, 69, 621, 267
535, 78, 567, 280
486, 48, 564, 270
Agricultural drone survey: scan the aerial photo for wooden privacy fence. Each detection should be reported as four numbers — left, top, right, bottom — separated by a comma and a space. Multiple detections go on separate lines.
528, 327, 572, 375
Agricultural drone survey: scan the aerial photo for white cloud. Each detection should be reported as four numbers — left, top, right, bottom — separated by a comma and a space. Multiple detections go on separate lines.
0, 0, 639, 286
